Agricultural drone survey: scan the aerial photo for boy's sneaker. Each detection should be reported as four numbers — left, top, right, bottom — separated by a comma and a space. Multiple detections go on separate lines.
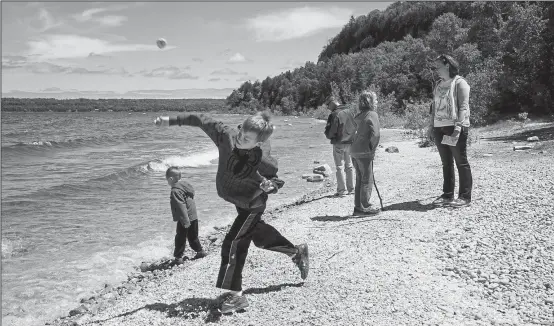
449, 198, 471, 208
334, 191, 347, 197
193, 250, 207, 259
220, 294, 249, 314
174, 257, 185, 265
431, 195, 454, 206
292, 244, 309, 280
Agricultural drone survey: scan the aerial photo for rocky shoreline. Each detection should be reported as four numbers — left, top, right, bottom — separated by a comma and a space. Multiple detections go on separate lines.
50, 184, 337, 326
49, 122, 553, 326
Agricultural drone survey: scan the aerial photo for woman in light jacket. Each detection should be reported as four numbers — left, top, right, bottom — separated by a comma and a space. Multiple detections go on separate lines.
350, 90, 381, 216
428, 54, 472, 208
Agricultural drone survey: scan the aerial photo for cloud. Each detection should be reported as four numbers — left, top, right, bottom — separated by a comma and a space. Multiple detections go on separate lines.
75, 8, 109, 21
27, 62, 73, 74
217, 48, 233, 57
25, 34, 174, 60
236, 76, 258, 82
42, 87, 64, 92
88, 52, 111, 58
2, 56, 28, 69
210, 68, 248, 76
139, 66, 198, 80
39, 8, 64, 31
227, 52, 252, 64
208, 78, 221, 82
3, 54, 129, 76
192, 57, 204, 62
23, 62, 132, 76
24, 2, 45, 9
95, 15, 128, 27
73, 7, 128, 27
26, 8, 65, 33
246, 6, 353, 42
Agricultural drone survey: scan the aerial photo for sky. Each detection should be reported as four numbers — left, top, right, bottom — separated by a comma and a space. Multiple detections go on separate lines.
1, 1, 393, 99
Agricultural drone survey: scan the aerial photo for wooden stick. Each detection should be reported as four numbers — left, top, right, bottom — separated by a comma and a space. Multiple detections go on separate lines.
326, 250, 344, 261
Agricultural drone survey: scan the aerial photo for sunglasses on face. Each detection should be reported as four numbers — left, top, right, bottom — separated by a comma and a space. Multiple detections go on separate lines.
435, 55, 451, 66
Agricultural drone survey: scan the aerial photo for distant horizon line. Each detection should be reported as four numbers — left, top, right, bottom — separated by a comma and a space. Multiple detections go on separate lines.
1, 96, 227, 100
1, 87, 236, 100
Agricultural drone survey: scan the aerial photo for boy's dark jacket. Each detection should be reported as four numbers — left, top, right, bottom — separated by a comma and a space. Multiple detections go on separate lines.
169, 114, 284, 209
324, 104, 357, 144
170, 180, 197, 228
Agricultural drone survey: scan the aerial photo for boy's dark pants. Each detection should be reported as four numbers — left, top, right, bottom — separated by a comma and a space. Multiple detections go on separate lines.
174, 220, 203, 258
433, 126, 473, 201
216, 204, 298, 291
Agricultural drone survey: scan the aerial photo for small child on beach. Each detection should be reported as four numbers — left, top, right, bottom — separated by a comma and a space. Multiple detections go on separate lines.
155, 112, 309, 314
166, 166, 207, 264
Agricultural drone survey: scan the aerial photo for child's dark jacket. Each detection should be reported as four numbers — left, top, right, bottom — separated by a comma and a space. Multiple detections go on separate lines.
169, 114, 284, 209
170, 180, 197, 227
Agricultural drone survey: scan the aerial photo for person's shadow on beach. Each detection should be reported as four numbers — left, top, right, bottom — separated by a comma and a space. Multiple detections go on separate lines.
91, 282, 304, 324
311, 215, 357, 222
146, 295, 225, 323
382, 200, 436, 212
311, 199, 437, 220
150, 282, 304, 323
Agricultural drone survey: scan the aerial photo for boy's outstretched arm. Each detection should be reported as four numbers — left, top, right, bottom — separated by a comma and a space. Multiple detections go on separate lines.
155, 113, 228, 147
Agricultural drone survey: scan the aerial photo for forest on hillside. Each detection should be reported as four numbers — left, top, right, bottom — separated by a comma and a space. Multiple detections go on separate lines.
226, 1, 554, 125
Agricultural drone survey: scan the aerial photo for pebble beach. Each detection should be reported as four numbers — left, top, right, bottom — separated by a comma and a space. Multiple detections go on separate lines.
48, 122, 554, 326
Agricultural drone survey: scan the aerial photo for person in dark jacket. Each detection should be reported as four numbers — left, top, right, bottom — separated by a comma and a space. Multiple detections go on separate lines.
166, 166, 207, 265
155, 111, 309, 314
351, 90, 381, 216
324, 96, 357, 197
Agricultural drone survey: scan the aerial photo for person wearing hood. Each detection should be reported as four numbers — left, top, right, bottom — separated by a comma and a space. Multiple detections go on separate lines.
166, 166, 207, 264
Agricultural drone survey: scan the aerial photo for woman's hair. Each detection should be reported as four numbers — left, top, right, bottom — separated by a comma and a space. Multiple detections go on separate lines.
437, 54, 459, 78
242, 111, 275, 142
359, 90, 377, 111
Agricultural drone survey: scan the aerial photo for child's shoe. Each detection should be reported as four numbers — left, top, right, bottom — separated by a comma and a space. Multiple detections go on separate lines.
193, 250, 207, 259
292, 243, 309, 280
220, 294, 248, 314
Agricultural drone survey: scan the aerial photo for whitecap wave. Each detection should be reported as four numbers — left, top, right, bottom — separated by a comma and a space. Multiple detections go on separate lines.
146, 149, 219, 172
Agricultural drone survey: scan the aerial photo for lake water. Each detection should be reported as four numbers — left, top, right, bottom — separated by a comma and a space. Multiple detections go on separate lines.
1, 111, 335, 325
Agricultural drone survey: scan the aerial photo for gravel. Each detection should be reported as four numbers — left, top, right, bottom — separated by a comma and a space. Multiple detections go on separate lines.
50, 124, 554, 326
